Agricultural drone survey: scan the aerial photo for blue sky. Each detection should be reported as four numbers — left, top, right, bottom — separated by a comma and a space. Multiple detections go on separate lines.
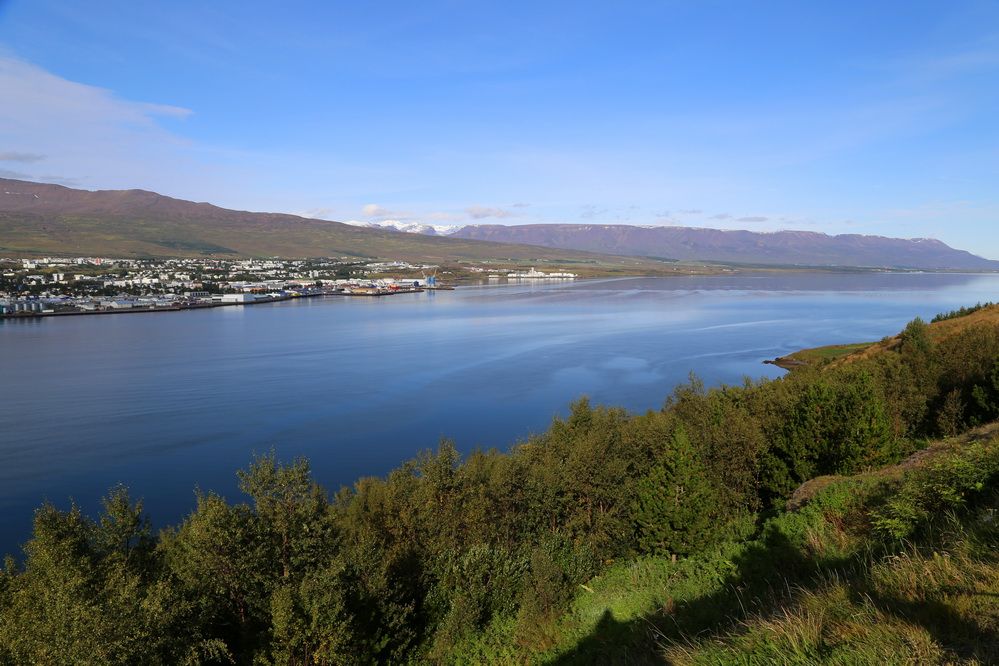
1, 1, 998, 256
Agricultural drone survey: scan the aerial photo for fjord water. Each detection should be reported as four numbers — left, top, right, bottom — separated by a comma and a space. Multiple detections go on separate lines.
2, 272, 998, 555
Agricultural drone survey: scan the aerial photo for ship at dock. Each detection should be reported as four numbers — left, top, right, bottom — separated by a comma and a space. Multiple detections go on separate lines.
496, 268, 576, 280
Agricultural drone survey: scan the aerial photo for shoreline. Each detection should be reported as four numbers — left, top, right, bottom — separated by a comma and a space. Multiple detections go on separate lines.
762, 356, 807, 370
0, 287, 429, 321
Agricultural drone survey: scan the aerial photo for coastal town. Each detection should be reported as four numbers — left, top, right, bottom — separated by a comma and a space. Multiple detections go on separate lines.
0, 256, 577, 318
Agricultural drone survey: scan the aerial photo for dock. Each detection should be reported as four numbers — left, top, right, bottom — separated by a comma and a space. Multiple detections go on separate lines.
341, 287, 424, 296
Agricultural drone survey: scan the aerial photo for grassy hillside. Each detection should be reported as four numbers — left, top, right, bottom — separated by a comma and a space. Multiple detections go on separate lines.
0, 179, 685, 272
772, 302, 999, 370
474, 425, 999, 664
0, 210, 678, 272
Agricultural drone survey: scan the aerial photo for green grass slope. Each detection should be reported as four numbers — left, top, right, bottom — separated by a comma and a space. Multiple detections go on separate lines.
458, 425, 999, 664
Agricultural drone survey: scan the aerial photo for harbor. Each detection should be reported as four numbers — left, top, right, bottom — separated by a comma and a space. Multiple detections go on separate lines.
0, 255, 463, 320
0, 286, 447, 319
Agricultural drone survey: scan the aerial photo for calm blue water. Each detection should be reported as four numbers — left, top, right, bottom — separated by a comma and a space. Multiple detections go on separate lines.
2, 272, 998, 556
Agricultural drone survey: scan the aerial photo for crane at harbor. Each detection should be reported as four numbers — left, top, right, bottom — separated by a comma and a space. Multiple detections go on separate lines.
422, 266, 438, 288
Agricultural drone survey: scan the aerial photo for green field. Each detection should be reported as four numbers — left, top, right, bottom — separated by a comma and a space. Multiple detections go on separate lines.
774, 341, 874, 368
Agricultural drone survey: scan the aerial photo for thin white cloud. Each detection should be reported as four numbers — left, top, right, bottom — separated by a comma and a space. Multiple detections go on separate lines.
0, 55, 197, 191
579, 204, 607, 219
363, 203, 515, 222
888, 38, 999, 83
298, 207, 340, 220
362, 203, 390, 217
425, 211, 466, 222
0, 168, 33, 180
362, 203, 423, 220
0, 167, 79, 186
0, 151, 46, 163
465, 205, 516, 219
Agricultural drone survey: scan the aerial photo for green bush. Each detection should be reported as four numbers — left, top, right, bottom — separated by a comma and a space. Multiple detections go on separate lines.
873, 439, 999, 539
631, 425, 715, 557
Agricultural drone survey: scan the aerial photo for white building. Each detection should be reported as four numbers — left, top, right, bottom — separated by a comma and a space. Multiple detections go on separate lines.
221, 293, 257, 303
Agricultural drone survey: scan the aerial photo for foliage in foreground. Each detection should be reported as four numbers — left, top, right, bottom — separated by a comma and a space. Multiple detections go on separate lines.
530, 431, 999, 665
2, 312, 999, 664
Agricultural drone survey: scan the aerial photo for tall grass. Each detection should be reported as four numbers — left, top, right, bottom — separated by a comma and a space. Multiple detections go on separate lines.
483, 438, 999, 665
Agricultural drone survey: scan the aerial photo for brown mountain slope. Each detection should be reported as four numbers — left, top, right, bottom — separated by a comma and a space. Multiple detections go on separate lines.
0, 179, 654, 268
452, 223, 999, 270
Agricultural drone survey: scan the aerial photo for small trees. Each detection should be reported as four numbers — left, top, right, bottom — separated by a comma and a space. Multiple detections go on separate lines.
631, 425, 714, 557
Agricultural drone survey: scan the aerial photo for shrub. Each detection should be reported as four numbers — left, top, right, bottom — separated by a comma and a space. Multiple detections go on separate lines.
631, 426, 715, 557
872, 439, 999, 539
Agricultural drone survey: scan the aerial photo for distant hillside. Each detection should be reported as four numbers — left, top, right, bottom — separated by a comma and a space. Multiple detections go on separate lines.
452, 223, 999, 270
7, 178, 993, 270
0, 179, 646, 268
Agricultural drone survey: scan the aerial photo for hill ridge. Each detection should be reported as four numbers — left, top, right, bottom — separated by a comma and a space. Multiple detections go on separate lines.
2, 178, 995, 269
451, 222, 999, 270
0, 178, 653, 267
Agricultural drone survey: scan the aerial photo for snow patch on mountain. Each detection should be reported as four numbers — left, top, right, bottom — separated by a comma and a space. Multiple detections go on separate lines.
342, 219, 465, 236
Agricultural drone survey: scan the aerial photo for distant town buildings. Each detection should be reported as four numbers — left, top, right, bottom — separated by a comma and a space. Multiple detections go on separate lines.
0, 256, 453, 317
0, 255, 581, 318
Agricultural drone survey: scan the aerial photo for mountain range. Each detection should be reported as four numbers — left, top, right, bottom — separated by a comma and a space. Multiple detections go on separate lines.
350, 219, 999, 271
1, 178, 995, 270
446, 224, 995, 270
0, 179, 651, 269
